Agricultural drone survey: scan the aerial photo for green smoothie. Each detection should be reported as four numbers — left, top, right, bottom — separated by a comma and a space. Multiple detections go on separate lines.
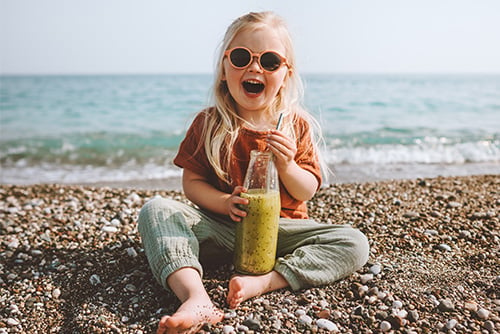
234, 189, 280, 275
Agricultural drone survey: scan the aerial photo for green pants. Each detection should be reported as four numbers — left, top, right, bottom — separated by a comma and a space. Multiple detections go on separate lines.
138, 197, 369, 291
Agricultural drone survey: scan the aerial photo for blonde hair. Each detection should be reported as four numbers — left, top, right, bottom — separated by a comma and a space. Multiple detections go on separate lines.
201, 11, 327, 184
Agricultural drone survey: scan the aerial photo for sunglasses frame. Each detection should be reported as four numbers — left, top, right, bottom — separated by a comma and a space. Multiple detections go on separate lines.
224, 47, 290, 73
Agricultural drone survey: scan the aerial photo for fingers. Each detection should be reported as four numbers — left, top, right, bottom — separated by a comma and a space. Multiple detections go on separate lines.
229, 186, 248, 222
266, 130, 297, 162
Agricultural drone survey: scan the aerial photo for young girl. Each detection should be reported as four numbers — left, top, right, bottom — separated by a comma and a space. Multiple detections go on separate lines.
138, 11, 369, 334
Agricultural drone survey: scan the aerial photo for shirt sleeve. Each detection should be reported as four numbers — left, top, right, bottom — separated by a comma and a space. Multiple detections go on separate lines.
295, 118, 322, 188
173, 112, 212, 178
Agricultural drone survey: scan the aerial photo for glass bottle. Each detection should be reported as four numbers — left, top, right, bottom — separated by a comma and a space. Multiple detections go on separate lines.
234, 150, 281, 275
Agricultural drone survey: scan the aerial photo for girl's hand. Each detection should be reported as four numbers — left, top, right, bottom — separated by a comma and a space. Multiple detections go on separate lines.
266, 129, 297, 171
226, 186, 248, 222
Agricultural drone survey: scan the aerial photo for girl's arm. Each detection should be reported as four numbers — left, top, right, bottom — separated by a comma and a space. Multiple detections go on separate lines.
182, 168, 248, 222
266, 129, 319, 201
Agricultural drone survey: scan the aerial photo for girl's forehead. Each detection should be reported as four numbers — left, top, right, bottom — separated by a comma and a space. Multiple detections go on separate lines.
229, 27, 287, 54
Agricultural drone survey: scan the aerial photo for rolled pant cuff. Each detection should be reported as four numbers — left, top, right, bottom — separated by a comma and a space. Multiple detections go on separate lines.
274, 261, 302, 291
158, 259, 203, 291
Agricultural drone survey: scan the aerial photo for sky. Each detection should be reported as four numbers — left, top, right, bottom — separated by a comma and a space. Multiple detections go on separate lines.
1, 0, 500, 75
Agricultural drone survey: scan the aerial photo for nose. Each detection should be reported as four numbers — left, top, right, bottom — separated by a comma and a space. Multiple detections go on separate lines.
247, 56, 263, 73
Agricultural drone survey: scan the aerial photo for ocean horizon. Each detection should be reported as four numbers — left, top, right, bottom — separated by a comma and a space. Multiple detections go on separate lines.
1, 73, 499, 189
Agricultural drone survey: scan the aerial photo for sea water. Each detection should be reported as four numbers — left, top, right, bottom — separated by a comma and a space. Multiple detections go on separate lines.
1, 74, 499, 187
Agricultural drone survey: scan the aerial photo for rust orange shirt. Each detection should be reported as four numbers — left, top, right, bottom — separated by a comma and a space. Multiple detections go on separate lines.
173, 109, 322, 219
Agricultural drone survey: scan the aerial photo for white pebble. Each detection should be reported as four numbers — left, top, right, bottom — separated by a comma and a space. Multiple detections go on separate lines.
222, 325, 235, 334
392, 300, 403, 309
438, 243, 452, 252
369, 264, 382, 275
224, 310, 237, 319
110, 218, 121, 226
298, 314, 313, 325
31, 249, 43, 256
121, 316, 129, 323
476, 308, 489, 319
446, 319, 457, 329
295, 309, 306, 316
236, 325, 249, 332
52, 288, 61, 299
7, 239, 20, 249
316, 318, 338, 331
380, 320, 391, 332
101, 225, 118, 233
360, 273, 374, 284
395, 309, 408, 318
9, 304, 19, 314
7, 318, 19, 326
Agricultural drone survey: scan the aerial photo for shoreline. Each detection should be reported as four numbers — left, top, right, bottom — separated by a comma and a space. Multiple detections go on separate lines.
3, 161, 497, 192
1, 174, 499, 333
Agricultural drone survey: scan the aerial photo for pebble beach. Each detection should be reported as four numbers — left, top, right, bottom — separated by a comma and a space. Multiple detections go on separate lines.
1, 174, 499, 333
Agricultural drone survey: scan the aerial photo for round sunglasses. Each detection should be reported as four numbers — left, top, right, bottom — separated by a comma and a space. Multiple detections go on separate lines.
224, 47, 289, 73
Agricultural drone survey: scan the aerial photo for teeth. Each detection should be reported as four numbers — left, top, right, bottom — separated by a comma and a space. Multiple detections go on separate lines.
246, 80, 262, 85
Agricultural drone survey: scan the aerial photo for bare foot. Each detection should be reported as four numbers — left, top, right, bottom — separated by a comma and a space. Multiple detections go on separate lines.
227, 271, 288, 309
157, 297, 223, 334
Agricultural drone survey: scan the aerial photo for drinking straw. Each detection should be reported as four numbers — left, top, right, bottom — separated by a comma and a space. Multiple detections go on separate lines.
276, 113, 283, 130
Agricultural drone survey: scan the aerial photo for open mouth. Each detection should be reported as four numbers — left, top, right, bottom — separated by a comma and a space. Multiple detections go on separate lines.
242, 80, 265, 94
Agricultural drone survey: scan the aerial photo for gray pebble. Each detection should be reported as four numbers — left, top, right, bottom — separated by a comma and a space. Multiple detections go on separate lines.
476, 308, 489, 319
438, 299, 455, 312
89, 274, 101, 286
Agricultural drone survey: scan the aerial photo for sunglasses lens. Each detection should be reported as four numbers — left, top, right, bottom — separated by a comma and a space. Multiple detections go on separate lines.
260, 52, 282, 71
229, 48, 251, 68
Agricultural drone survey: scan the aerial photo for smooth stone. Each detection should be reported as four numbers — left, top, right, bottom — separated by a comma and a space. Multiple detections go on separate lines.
125, 284, 137, 292
126, 247, 138, 257
222, 325, 235, 334
464, 301, 478, 312
446, 319, 457, 329
438, 299, 455, 312
483, 320, 495, 331
295, 309, 306, 316
403, 211, 420, 219
438, 244, 452, 252
316, 318, 338, 331
52, 288, 61, 299
89, 274, 101, 285
380, 320, 392, 332
424, 229, 439, 236
316, 309, 331, 319
298, 314, 313, 325
110, 218, 121, 226
360, 273, 374, 284
476, 308, 489, 319
101, 225, 118, 233
224, 310, 237, 319
369, 264, 382, 275
243, 316, 261, 330
392, 300, 403, 309
7, 318, 20, 326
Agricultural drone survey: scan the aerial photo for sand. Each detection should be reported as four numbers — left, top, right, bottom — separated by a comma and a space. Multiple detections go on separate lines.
0, 174, 499, 333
